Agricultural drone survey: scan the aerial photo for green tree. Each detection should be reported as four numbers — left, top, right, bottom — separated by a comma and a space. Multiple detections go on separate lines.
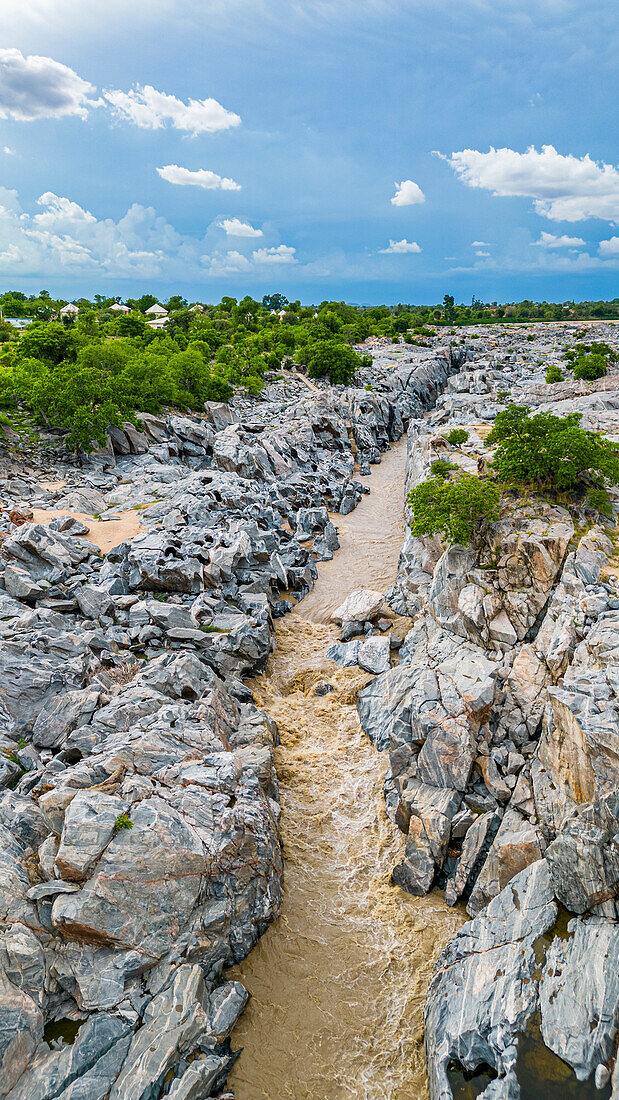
307, 341, 362, 385
18, 322, 75, 365
409, 473, 500, 546
443, 294, 455, 323
487, 404, 619, 493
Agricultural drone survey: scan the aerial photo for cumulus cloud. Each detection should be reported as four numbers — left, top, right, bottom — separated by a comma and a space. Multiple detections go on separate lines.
157, 165, 241, 191
3, 146, 15, 155
220, 217, 263, 237
105, 84, 240, 135
391, 179, 425, 206
535, 231, 586, 248
34, 191, 97, 226
471, 240, 488, 246
205, 249, 253, 274
252, 244, 296, 264
437, 144, 619, 223
0, 243, 24, 264
0, 48, 98, 120
0, 185, 296, 280
599, 237, 619, 256
379, 238, 422, 253
475, 249, 490, 257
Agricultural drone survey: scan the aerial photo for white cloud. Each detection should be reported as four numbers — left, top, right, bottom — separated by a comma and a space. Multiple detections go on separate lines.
599, 236, 619, 256
475, 249, 490, 257
205, 249, 253, 274
0, 48, 98, 120
438, 144, 619, 223
252, 244, 296, 264
34, 191, 96, 226
391, 179, 425, 206
379, 238, 422, 254
105, 84, 240, 135
3, 146, 15, 155
0, 185, 296, 280
471, 240, 488, 246
220, 217, 263, 237
0, 243, 24, 264
157, 164, 241, 191
534, 231, 586, 248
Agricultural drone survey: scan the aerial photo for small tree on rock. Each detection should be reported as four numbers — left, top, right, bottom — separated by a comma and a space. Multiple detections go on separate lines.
408, 473, 500, 547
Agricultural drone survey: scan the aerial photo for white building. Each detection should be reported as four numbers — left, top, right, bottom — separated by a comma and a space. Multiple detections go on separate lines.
146, 317, 168, 330
109, 303, 130, 314
145, 303, 168, 317
60, 303, 79, 317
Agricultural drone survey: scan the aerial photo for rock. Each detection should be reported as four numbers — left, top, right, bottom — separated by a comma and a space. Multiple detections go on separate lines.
331, 588, 385, 624
391, 816, 435, 895
76, 585, 114, 621
55, 791, 129, 882
488, 611, 517, 646
425, 861, 557, 1100
357, 635, 391, 674
539, 916, 619, 1082
467, 808, 545, 916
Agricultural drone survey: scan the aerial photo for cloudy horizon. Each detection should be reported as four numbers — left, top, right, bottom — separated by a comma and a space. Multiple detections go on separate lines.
0, 1, 617, 303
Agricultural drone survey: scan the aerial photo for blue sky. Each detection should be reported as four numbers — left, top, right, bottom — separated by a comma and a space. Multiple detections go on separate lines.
0, 0, 617, 304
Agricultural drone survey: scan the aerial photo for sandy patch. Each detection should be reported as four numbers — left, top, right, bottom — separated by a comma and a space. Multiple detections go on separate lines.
39, 480, 67, 491
31, 508, 143, 553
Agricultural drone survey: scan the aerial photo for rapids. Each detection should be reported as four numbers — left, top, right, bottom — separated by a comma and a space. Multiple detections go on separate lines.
228, 438, 464, 1099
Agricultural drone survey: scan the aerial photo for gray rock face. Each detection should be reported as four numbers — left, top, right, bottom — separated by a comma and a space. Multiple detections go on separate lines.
0, 344, 462, 1098
362, 324, 619, 1097
425, 861, 557, 1100
539, 917, 619, 1082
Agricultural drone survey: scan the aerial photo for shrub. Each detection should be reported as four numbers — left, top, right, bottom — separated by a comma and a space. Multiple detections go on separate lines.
573, 353, 607, 381
487, 404, 619, 493
445, 428, 469, 446
409, 473, 501, 546
114, 813, 133, 831
430, 458, 455, 478
307, 340, 362, 385
587, 487, 613, 516
545, 365, 564, 384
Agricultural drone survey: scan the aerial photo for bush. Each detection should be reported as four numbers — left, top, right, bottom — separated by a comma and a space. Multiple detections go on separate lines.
430, 459, 455, 478
545, 365, 564, 384
307, 340, 362, 384
409, 473, 501, 546
487, 403, 619, 493
445, 428, 469, 446
573, 353, 607, 381
587, 487, 613, 516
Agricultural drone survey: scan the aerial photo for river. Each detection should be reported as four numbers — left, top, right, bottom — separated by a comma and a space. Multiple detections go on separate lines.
228, 437, 464, 1099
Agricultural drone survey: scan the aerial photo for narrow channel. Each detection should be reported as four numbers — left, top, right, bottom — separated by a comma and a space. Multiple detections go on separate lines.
228, 437, 464, 1100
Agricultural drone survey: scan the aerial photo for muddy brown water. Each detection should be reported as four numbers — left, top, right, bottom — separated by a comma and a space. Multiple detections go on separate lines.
228, 438, 464, 1099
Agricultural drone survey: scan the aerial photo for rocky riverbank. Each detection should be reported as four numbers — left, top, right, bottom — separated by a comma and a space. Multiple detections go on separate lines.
0, 339, 464, 1099
352, 323, 619, 1099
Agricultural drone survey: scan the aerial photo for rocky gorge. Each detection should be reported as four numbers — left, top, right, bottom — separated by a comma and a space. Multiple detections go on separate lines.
0, 322, 617, 1099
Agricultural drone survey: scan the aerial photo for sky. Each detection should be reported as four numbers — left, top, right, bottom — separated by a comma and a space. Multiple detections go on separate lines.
0, 0, 617, 305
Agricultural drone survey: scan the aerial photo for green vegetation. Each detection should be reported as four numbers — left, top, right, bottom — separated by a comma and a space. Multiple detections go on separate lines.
430, 458, 456, 478
545, 365, 564, 384
0, 290, 616, 454
409, 473, 501, 546
411, 404, 619, 547
573, 353, 607, 381
487, 404, 619, 494
0, 295, 386, 452
114, 813, 133, 832
444, 427, 469, 445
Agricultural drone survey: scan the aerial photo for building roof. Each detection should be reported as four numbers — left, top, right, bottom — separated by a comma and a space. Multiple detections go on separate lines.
60, 303, 79, 314
145, 303, 168, 316
145, 317, 168, 329
109, 303, 130, 312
